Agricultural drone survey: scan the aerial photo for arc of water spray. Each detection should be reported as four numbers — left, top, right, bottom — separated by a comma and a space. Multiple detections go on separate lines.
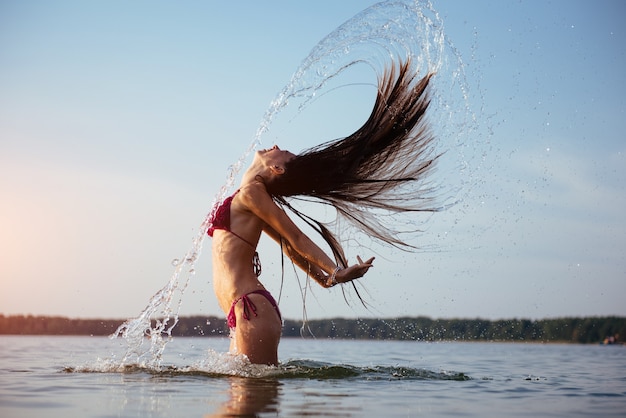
110, 0, 460, 369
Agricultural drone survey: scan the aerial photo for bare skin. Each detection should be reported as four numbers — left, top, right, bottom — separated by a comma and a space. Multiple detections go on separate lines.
212, 145, 375, 365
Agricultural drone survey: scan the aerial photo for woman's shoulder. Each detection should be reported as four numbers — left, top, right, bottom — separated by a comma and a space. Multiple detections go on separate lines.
236, 182, 272, 207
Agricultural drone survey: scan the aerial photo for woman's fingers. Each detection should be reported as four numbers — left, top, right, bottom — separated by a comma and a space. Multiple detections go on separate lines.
356, 255, 375, 266
350, 256, 374, 278
338, 256, 375, 283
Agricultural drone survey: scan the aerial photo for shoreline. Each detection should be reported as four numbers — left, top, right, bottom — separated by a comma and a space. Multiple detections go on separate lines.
1, 314, 623, 345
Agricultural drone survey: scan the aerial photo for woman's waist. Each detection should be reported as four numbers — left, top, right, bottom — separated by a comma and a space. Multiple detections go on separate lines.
213, 274, 266, 311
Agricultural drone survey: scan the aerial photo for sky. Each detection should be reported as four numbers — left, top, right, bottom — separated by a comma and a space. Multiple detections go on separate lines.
1, 0, 624, 322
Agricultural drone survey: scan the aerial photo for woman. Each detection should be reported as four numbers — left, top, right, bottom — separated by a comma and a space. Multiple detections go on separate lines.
209, 59, 438, 365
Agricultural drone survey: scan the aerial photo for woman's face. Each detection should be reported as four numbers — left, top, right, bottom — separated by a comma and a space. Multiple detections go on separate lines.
256, 145, 296, 169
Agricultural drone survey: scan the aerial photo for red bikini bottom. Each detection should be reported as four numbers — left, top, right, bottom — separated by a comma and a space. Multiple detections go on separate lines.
227, 289, 282, 329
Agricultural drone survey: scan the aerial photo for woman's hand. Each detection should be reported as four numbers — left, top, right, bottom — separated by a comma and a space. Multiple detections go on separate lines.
335, 256, 375, 285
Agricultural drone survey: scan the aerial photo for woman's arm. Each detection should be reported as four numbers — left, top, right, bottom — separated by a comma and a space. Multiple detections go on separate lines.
263, 223, 333, 287
240, 184, 374, 286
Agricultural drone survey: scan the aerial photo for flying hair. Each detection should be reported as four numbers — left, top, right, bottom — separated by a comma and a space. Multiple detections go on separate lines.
266, 59, 441, 268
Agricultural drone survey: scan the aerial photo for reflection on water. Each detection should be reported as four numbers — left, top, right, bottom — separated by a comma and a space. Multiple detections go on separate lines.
62, 353, 470, 416
206, 378, 281, 417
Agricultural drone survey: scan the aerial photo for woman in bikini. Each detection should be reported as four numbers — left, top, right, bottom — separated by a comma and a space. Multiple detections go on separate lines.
209, 59, 439, 365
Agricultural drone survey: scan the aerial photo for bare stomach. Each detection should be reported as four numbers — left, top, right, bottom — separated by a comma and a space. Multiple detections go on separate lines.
211, 229, 268, 308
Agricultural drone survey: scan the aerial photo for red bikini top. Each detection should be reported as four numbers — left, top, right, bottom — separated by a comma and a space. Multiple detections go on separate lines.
207, 191, 237, 237
208, 189, 261, 276
207, 190, 256, 249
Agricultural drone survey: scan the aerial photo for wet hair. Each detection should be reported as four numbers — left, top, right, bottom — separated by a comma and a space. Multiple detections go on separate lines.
266, 59, 440, 269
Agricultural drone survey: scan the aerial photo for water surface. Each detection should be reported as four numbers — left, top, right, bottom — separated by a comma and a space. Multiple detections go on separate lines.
1, 336, 624, 417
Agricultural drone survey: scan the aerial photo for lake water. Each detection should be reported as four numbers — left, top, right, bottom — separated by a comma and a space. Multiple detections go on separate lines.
1, 335, 624, 417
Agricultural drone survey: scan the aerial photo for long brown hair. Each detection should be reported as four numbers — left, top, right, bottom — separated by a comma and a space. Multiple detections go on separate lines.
266, 59, 441, 268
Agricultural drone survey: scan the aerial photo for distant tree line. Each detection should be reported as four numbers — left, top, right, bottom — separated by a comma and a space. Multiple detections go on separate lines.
0, 314, 623, 344
283, 316, 625, 344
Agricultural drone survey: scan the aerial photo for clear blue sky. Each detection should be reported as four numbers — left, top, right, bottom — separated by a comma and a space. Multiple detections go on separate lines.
1, 0, 624, 321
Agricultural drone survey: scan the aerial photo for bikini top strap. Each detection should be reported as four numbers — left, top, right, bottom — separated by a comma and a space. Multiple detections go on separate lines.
229, 230, 255, 249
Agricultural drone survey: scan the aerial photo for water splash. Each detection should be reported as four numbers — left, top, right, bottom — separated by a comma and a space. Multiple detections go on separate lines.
66, 354, 470, 381
109, 0, 477, 368
258, 0, 478, 247
259, 0, 462, 147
